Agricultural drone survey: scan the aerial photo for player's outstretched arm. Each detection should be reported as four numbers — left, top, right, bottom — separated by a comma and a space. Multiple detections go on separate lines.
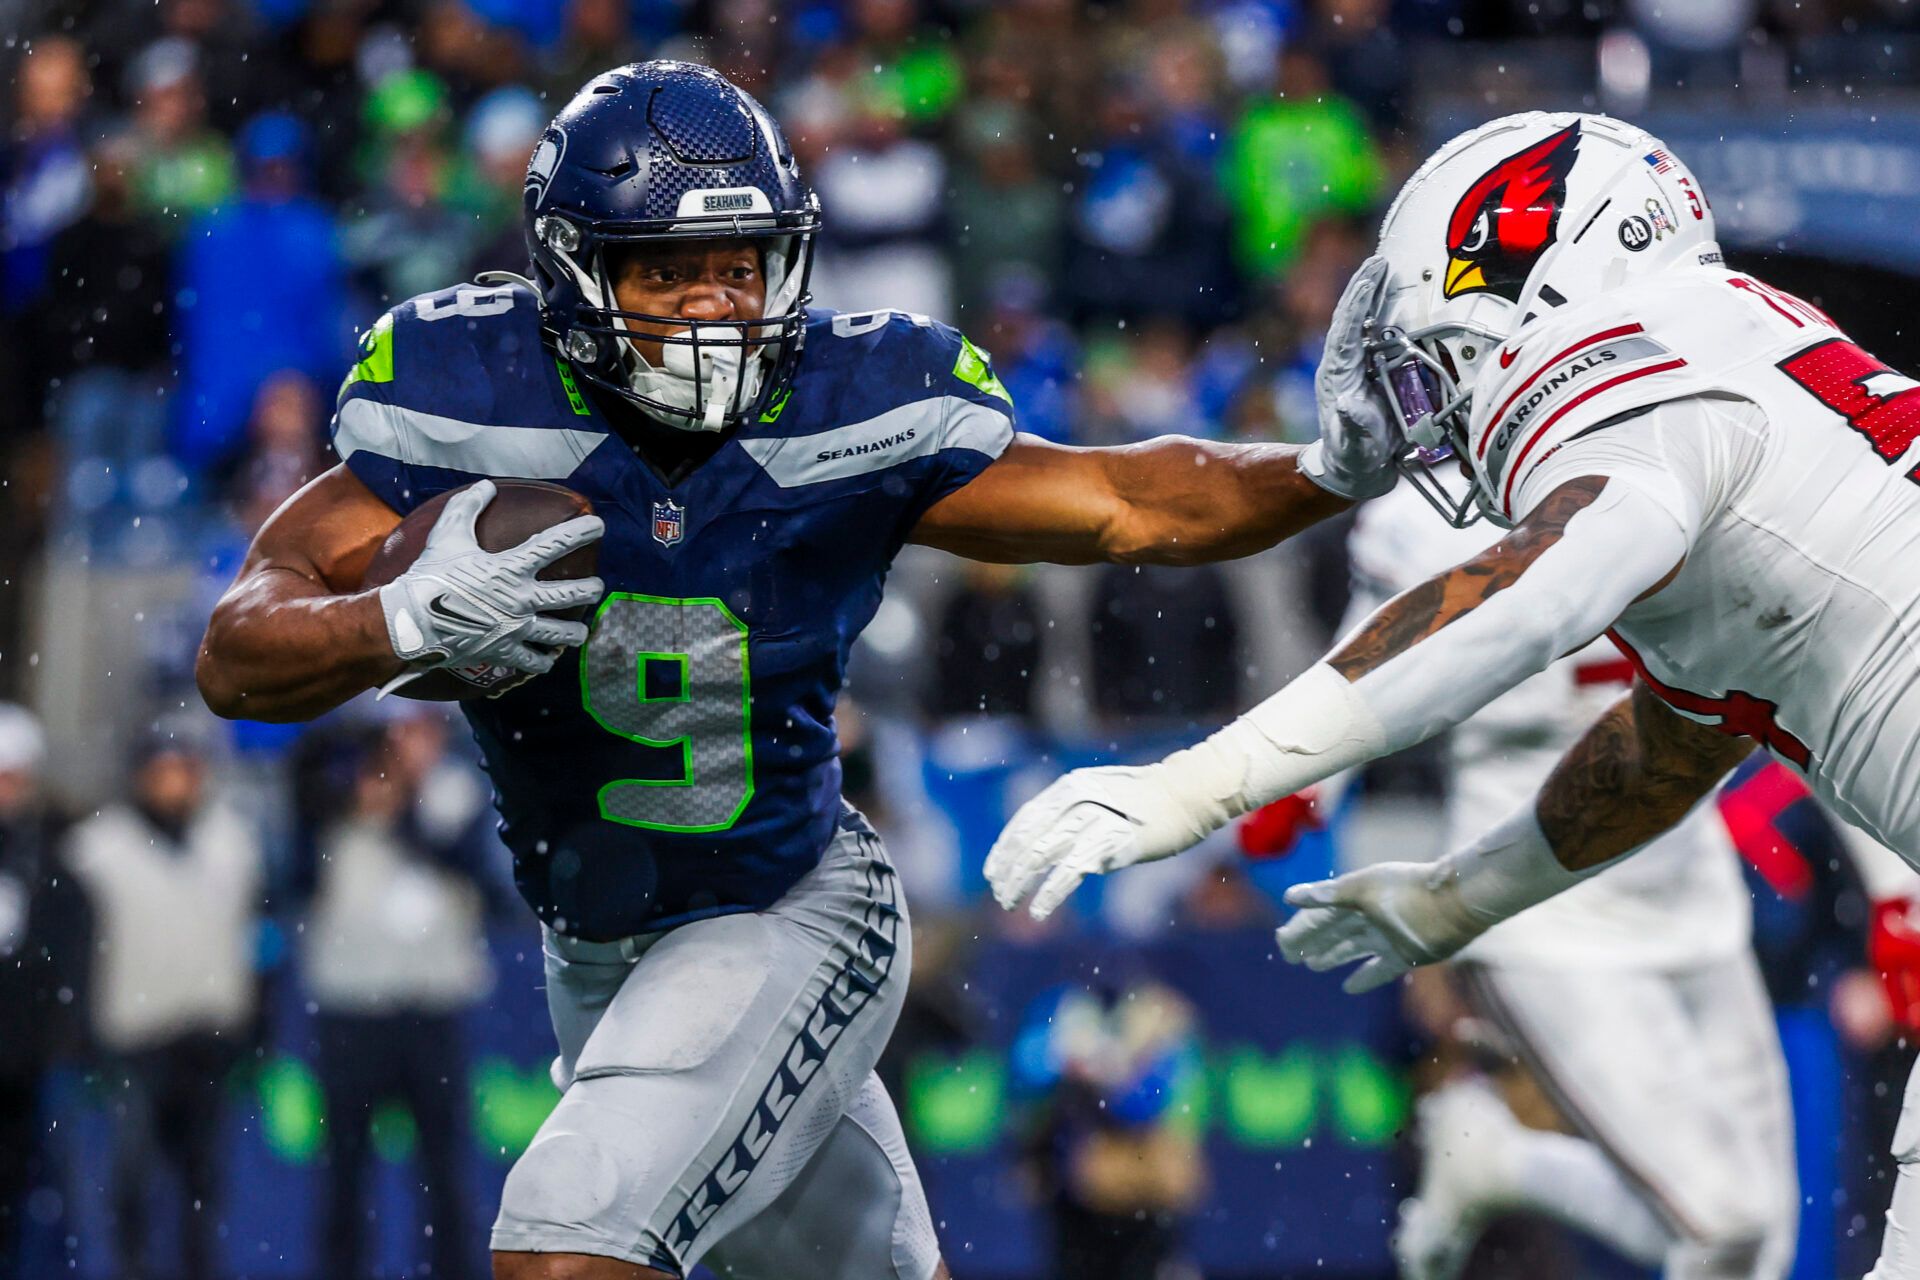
1277, 682, 1753, 991
910, 258, 1400, 566
986, 472, 1690, 918
908, 433, 1351, 565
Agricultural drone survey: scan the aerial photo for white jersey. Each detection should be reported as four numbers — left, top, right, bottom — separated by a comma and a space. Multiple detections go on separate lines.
1471, 264, 1920, 859
1348, 484, 1752, 968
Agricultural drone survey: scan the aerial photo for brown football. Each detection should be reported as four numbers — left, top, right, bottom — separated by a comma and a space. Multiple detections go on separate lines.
360, 479, 598, 701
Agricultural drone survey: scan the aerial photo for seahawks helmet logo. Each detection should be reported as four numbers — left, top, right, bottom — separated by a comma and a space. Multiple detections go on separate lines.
526, 129, 566, 209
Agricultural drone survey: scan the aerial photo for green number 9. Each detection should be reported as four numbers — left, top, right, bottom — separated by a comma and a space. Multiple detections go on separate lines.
580, 594, 755, 833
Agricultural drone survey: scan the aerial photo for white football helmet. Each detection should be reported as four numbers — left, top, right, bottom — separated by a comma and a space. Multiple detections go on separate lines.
1366, 112, 1721, 524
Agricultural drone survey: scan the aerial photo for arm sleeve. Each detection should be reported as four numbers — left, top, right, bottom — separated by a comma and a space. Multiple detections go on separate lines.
1348, 396, 1734, 751
1156, 399, 1722, 850
1150, 402, 1711, 843
1305, 526, 1406, 826
1347, 477, 1690, 753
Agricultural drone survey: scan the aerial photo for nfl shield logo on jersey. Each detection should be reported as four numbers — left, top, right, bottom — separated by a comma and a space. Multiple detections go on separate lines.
652, 499, 685, 547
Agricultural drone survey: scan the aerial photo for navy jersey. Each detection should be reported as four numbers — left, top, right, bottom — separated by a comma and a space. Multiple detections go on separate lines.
332, 279, 1015, 938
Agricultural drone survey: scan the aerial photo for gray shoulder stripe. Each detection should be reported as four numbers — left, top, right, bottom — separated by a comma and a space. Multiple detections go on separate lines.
946, 400, 1017, 458
334, 398, 606, 479
740, 397, 1013, 488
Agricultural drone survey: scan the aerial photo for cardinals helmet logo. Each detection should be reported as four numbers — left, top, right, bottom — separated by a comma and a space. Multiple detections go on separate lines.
1443, 122, 1581, 301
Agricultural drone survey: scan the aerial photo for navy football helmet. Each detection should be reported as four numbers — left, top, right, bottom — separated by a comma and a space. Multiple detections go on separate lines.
523, 61, 821, 433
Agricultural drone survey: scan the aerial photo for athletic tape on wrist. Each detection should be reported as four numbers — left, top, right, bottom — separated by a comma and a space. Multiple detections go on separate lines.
1443, 805, 1585, 925
1157, 663, 1389, 836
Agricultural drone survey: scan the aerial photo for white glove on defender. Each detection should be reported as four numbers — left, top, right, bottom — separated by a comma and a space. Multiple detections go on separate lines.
1299, 256, 1402, 501
985, 764, 1213, 921
378, 479, 606, 678
1276, 807, 1586, 993
1276, 862, 1488, 994
988, 665, 1390, 921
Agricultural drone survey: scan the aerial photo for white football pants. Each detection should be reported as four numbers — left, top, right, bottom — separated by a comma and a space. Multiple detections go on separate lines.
1460, 952, 1798, 1279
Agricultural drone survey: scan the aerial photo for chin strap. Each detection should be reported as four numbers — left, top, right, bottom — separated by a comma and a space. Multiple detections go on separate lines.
624, 330, 761, 433
549, 229, 810, 434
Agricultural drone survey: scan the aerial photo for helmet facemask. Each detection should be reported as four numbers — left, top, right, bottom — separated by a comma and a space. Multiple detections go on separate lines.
532, 208, 817, 433
1370, 318, 1507, 528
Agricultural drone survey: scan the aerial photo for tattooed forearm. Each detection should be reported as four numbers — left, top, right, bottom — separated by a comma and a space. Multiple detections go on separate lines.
1330, 477, 1610, 679
1536, 682, 1754, 871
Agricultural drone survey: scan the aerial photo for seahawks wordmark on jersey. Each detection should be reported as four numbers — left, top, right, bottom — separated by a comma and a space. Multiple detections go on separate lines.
332, 281, 1015, 937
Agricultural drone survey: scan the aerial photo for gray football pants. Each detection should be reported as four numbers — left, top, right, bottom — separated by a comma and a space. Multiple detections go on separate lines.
491, 825, 940, 1278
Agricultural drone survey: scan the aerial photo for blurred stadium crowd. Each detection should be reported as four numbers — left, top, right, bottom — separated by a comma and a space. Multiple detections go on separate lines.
7, 0, 1920, 1277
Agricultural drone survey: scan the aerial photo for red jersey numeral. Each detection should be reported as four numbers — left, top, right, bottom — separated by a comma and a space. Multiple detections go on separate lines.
1676, 176, 1705, 220
1729, 276, 1832, 328
1778, 337, 1920, 482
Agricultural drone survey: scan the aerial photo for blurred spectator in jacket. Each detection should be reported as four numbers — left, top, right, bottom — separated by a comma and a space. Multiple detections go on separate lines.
1318, 0, 1411, 131
1228, 217, 1371, 444
1076, 321, 1206, 446
293, 710, 500, 1280
1, 33, 92, 481
968, 0, 1097, 153
66, 722, 260, 1280
1012, 973, 1207, 1280
1061, 42, 1240, 330
343, 71, 474, 309
173, 111, 347, 477
40, 137, 180, 552
0, 705, 86, 1280
974, 271, 1078, 444
156, 0, 277, 133
539, 0, 645, 104
417, 0, 532, 108
827, 0, 964, 142
226, 370, 328, 535
705, 0, 783, 99
947, 103, 1063, 326
458, 85, 549, 279
1221, 47, 1384, 282
788, 47, 952, 319
932, 562, 1043, 723
123, 39, 237, 235
86, 0, 279, 134
1090, 556, 1241, 729
39, 138, 173, 388
3, 36, 93, 317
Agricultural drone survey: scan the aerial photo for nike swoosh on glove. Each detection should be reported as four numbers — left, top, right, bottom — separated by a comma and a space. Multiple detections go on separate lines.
985, 764, 1212, 921
378, 479, 606, 679
1299, 255, 1403, 501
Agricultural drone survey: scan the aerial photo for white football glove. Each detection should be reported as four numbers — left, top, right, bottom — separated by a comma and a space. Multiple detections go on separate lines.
1275, 862, 1489, 994
987, 665, 1398, 921
378, 479, 606, 679
1299, 255, 1402, 501
1276, 807, 1586, 993
985, 764, 1212, 920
